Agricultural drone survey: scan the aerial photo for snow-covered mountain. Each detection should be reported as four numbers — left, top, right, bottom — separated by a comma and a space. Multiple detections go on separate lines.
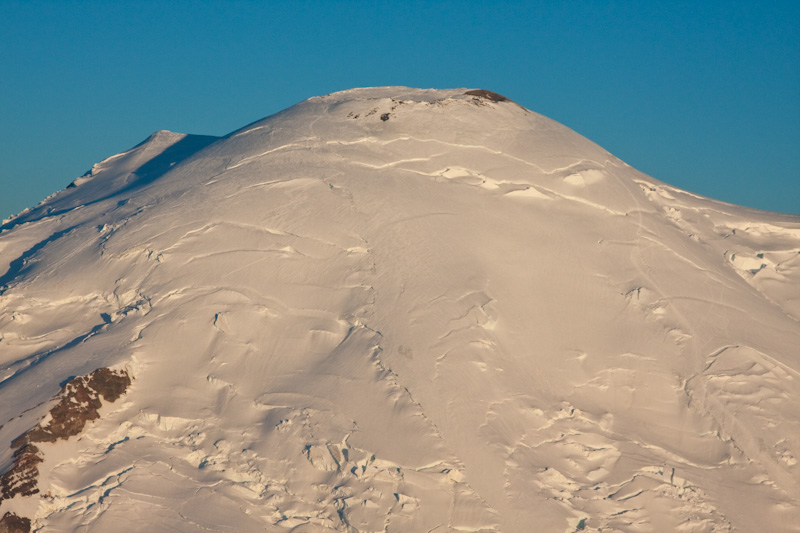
1, 87, 799, 532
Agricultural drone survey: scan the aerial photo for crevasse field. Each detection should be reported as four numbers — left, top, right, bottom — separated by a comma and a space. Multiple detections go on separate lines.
1, 88, 799, 532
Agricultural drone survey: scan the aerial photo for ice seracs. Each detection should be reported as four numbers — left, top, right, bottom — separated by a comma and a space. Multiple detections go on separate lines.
1, 87, 799, 532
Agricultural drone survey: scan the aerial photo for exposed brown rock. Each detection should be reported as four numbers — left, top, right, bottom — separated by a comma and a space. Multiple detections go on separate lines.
1, 367, 130, 510
0, 513, 31, 533
11, 368, 130, 447
464, 89, 511, 103
0, 444, 42, 500
87, 367, 130, 402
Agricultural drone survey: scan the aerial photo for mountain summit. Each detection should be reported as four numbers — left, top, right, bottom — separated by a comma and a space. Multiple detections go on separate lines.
1, 87, 799, 532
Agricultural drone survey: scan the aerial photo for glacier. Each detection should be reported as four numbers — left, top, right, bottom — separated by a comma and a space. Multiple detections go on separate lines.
0, 87, 799, 532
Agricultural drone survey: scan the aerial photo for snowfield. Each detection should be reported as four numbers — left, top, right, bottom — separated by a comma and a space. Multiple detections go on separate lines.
1, 87, 799, 532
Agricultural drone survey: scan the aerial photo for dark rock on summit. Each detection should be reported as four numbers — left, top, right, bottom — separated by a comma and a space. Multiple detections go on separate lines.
464, 89, 511, 102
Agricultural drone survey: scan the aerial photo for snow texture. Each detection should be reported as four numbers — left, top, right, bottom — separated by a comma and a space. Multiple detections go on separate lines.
1, 87, 799, 532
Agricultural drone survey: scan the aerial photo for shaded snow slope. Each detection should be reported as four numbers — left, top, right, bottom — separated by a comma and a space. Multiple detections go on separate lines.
1, 87, 799, 532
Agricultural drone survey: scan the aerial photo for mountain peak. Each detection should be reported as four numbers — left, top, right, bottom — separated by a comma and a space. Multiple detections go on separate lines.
316, 86, 475, 102
0, 88, 798, 532
140, 129, 188, 145
307, 86, 521, 112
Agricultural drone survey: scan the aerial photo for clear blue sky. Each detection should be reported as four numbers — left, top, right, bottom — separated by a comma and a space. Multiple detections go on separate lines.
2, 0, 798, 219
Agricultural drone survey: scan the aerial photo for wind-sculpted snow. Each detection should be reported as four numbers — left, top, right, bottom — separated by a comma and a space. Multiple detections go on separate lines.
0, 87, 799, 531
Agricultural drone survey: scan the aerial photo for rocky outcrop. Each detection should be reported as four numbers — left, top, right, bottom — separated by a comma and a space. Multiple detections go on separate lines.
11, 368, 130, 448
0, 444, 41, 501
0, 368, 131, 526
464, 89, 511, 102
0, 513, 31, 533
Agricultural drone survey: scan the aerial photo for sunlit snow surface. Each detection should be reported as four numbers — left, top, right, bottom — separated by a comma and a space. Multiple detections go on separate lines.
1, 87, 799, 532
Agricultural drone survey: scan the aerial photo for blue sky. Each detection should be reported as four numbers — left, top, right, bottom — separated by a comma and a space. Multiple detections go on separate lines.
1, 0, 798, 219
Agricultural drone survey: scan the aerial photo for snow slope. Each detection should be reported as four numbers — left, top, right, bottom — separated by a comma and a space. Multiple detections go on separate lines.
1, 87, 799, 532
